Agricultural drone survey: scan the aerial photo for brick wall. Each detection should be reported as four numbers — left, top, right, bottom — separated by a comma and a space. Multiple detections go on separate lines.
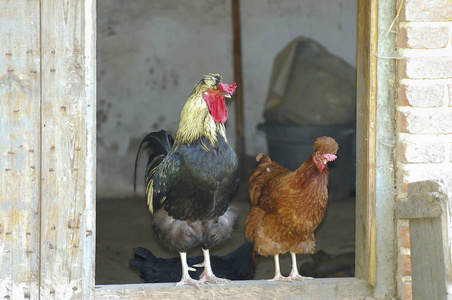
395, 0, 452, 299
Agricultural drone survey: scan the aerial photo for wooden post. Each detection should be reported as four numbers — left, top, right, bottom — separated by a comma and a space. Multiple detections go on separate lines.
355, 0, 378, 286
39, 0, 96, 298
0, 0, 96, 299
0, 1, 41, 299
232, 0, 245, 163
396, 180, 452, 300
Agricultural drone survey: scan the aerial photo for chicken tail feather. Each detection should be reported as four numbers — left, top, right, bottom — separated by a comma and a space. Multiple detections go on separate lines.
133, 130, 174, 191
256, 153, 267, 162
129, 247, 161, 282
131, 246, 157, 262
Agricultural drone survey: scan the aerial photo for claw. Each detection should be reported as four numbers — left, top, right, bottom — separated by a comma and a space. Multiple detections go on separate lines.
192, 262, 204, 268
187, 266, 197, 272
197, 248, 229, 284
268, 275, 292, 282
289, 274, 313, 282
288, 252, 314, 282
269, 254, 291, 282
176, 278, 203, 288
178, 251, 203, 288
199, 272, 229, 284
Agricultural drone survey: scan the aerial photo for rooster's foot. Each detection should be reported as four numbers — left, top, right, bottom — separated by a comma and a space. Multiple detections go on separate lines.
176, 278, 204, 288
199, 273, 229, 284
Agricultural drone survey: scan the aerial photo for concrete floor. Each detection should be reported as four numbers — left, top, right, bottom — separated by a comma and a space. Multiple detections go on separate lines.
95, 156, 355, 285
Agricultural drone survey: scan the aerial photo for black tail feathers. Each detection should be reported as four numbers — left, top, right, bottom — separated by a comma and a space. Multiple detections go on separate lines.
130, 247, 157, 266
133, 130, 174, 191
129, 247, 158, 280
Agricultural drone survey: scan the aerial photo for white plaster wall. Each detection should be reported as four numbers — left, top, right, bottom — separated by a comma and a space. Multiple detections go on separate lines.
96, 0, 357, 198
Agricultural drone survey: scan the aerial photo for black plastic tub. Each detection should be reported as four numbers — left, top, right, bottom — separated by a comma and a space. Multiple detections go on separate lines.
258, 122, 356, 202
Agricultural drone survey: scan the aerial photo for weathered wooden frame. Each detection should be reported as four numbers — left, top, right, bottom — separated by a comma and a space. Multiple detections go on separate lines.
0, 0, 402, 298
1, 1, 96, 299
396, 180, 452, 300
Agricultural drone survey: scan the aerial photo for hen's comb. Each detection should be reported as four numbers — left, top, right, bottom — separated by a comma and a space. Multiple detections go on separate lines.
322, 153, 337, 162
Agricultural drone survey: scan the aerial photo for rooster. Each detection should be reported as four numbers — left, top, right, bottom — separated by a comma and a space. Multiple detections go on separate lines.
129, 242, 258, 283
134, 74, 239, 287
245, 136, 338, 281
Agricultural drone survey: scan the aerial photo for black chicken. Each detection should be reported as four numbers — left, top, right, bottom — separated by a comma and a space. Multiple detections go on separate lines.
134, 74, 239, 286
129, 242, 258, 283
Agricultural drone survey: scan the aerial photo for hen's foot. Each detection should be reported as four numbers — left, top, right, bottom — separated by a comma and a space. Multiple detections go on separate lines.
290, 274, 314, 282
199, 272, 230, 284
268, 275, 292, 282
176, 278, 204, 288
288, 252, 313, 282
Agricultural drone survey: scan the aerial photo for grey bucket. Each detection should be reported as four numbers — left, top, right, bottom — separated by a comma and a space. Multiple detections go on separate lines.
258, 122, 355, 202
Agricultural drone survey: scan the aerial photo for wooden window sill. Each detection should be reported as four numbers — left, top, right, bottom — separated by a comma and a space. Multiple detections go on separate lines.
94, 278, 373, 299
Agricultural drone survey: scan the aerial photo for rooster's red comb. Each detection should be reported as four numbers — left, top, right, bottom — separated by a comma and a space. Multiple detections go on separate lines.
219, 82, 237, 95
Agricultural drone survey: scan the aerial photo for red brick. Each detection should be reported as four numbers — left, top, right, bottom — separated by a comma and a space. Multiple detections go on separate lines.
397, 109, 452, 133
399, 25, 450, 49
398, 84, 445, 107
404, 282, 413, 300
403, 255, 412, 276
397, 140, 445, 163
401, 227, 410, 248
402, 0, 452, 22
400, 57, 452, 79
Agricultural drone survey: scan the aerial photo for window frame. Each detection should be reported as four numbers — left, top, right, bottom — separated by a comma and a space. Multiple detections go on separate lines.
0, 0, 399, 298
92, 0, 394, 298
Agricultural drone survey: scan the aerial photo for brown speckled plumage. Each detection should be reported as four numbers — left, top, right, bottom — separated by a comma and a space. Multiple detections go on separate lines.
246, 136, 338, 258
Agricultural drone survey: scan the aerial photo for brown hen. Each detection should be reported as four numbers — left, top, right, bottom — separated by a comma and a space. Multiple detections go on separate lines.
245, 136, 338, 281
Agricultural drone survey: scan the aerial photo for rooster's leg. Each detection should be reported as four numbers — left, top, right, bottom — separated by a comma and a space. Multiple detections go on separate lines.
176, 251, 203, 288
269, 254, 291, 282
289, 251, 314, 281
197, 248, 229, 283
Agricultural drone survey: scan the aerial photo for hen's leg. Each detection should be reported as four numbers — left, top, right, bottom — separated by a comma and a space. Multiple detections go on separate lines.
176, 251, 203, 287
269, 254, 291, 282
289, 252, 313, 281
197, 248, 229, 283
